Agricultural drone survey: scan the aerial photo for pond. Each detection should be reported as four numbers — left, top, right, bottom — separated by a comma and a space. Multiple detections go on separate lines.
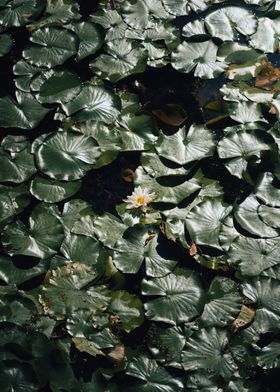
0, 0, 280, 391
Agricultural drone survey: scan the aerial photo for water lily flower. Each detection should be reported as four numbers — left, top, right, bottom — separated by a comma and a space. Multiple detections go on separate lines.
124, 186, 156, 212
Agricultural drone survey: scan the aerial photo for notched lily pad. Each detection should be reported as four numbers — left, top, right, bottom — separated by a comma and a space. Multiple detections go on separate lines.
142, 268, 204, 325
23, 26, 77, 68
35, 131, 101, 181
2, 203, 64, 259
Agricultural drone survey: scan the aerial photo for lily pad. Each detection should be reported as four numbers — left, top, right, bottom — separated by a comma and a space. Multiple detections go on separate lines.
39, 263, 111, 319
234, 195, 279, 238
90, 39, 147, 82
36, 69, 82, 104
23, 27, 77, 68
61, 84, 121, 123
229, 236, 280, 277
67, 21, 103, 61
0, 91, 50, 129
185, 199, 232, 250
156, 124, 216, 165
35, 131, 101, 181
26, 0, 80, 31
255, 172, 280, 207
181, 327, 237, 379
217, 130, 272, 179
30, 176, 81, 202
108, 290, 144, 332
142, 268, 204, 325
205, 6, 257, 41
125, 356, 184, 392
172, 40, 227, 79
0, 0, 46, 27
200, 276, 242, 327
0, 145, 36, 183
113, 225, 176, 276
1, 203, 64, 259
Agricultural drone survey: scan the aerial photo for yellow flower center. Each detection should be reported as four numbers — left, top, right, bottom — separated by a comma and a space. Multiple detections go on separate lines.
136, 195, 145, 204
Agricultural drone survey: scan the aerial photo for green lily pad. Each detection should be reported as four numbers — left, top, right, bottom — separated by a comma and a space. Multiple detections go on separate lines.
35, 131, 101, 181
0, 91, 50, 129
142, 268, 204, 325
1, 203, 64, 259
249, 17, 280, 53
255, 172, 280, 207
26, 0, 80, 31
156, 124, 216, 165
90, 39, 147, 82
113, 226, 176, 276
72, 212, 127, 248
147, 324, 186, 364
0, 254, 48, 285
13, 60, 44, 92
234, 195, 279, 238
39, 263, 111, 319
0, 363, 37, 392
60, 232, 106, 274
125, 355, 184, 392
200, 276, 242, 327
0, 145, 36, 183
91, 9, 127, 42
256, 342, 280, 369
23, 27, 77, 68
61, 84, 121, 123
181, 327, 237, 379
242, 277, 280, 318
135, 166, 201, 205
1, 135, 29, 152
117, 112, 158, 151
185, 199, 232, 250
30, 175, 81, 202
217, 130, 272, 179
108, 290, 144, 332
36, 69, 82, 104
0, 183, 30, 228
205, 6, 257, 41
67, 21, 103, 61
228, 101, 267, 124
258, 205, 280, 229
0, 0, 46, 27
229, 236, 280, 277
121, 0, 170, 30
172, 40, 227, 79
